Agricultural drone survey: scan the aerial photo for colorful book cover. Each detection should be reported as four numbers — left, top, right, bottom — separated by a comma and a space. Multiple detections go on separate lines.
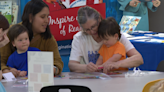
28, 51, 54, 92
0, 1, 12, 24
62, 0, 103, 8
119, 16, 141, 34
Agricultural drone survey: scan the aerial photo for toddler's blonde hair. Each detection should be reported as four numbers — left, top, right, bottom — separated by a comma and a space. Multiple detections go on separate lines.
150, 80, 164, 92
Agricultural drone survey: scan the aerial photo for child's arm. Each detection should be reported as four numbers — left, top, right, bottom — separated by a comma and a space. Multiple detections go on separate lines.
8, 67, 19, 77
96, 55, 103, 66
106, 54, 122, 63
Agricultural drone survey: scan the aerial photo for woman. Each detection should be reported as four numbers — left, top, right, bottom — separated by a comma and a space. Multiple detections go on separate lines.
68, 6, 143, 73
0, 14, 10, 92
118, 0, 161, 31
0, 0, 63, 77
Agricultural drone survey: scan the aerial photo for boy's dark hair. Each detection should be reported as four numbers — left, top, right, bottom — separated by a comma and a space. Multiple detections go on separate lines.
0, 14, 9, 31
98, 17, 121, 39
8, 24, 29, 42
22, 0, 51, 41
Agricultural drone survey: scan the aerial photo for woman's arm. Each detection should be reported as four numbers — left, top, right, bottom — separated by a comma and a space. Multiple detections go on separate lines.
69, 60, 87, 72
46, 36, 63, 75
107, 48, 143, 70
0, 70, 2, 81
0, 42, 15, 72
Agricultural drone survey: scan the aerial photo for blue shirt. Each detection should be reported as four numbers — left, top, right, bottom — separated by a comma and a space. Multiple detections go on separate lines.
7, 47, 40, 72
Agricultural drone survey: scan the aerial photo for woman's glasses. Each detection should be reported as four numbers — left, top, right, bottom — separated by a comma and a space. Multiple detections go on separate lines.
83, 21, 99, 32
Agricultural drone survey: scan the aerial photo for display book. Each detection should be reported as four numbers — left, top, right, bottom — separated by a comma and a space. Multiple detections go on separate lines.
0, 0, 19, 24
119, 15, 141, 34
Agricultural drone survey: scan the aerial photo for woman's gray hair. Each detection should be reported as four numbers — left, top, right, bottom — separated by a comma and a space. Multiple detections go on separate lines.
77, 6, 100, 26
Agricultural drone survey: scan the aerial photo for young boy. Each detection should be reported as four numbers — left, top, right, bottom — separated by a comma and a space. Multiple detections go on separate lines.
7, 24, 40, 77
96, 17, 128, 72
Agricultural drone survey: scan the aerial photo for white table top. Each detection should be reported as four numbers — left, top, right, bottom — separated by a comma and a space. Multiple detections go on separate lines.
2, 71, 164, 92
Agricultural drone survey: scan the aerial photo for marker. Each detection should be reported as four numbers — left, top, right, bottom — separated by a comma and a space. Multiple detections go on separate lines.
98, 67, 103, 69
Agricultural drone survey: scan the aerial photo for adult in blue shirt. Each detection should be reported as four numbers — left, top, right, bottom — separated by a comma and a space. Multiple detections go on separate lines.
118, 0, 161, 31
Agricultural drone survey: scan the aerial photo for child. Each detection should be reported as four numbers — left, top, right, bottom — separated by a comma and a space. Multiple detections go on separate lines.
96, 17, 128, 72
149, 80, 164, 92
7, 24, 40, 77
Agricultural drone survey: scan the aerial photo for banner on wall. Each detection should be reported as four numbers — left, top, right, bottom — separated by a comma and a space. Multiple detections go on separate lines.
47, 3, 106, 41
62, 0, 103, 8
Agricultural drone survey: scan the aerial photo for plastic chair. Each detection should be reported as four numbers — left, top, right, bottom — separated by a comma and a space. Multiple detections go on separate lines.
40, 85, 92, 92
156, 60, 164, 72
142, 79, 164, 92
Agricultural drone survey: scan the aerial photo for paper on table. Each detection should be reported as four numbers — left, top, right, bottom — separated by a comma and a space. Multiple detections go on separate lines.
128, 36, 152, 40
135, 30, 153, 33
145, 33, 164, 37
133, 38, 164, 43
2, 72, 16, 81
122, 33, 133, 38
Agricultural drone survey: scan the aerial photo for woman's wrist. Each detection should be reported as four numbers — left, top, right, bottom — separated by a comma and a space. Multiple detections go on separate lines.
54, 66, 59, 75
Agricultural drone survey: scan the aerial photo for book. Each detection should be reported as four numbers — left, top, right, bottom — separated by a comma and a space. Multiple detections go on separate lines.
62, 0, 103, 8
119, 16, 141, 34
28, 51, 54, 92
0, 1, 12, 24
12, 3, 18, 24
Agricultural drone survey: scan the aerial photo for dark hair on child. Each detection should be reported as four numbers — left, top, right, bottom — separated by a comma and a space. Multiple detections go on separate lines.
0, 14, 9, 31
8, 24, 29, 42
98, 17, 121, 39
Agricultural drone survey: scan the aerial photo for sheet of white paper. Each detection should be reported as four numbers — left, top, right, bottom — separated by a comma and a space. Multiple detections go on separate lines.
122, 33, 133, 38
128, 36, 152, 40
2, 72, 16, 81
133, 38, 164, 43
28, 51, 54, 92
135, 30, 153, 33
144, 33, 164, 37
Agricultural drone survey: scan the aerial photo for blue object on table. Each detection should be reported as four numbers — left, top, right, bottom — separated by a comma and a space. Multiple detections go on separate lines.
130, 32, 164, 71
0, 82, 6, 92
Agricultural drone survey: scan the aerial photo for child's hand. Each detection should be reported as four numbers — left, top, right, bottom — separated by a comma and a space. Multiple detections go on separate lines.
18, 71, 27, 77
10, 68, 19, 77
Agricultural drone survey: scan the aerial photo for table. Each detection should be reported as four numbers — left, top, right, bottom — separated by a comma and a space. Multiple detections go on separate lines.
2, 71, 164, 92
130, 32, 164, 71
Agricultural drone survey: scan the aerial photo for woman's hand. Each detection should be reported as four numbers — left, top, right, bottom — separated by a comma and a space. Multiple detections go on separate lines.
152, 0, 161, 7
0, 28, 9, 48
129, 0, 140, 7
86, 62, 98, 72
